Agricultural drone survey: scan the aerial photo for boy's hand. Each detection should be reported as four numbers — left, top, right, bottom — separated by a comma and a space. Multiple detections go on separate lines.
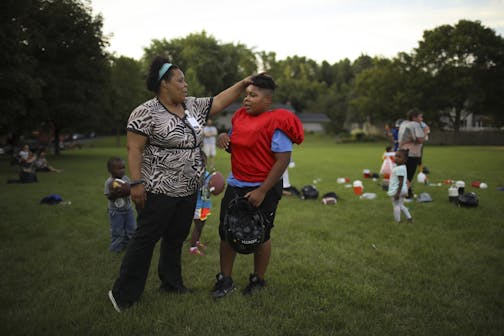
217, 133, 230, 150
245, 188, 267, 208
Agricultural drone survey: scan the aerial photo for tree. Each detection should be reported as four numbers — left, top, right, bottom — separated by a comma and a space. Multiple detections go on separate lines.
413, 20, 504, 131
105, 56, 147, 146
143, 31, 257, 96
348, 56, 428, 125
352, 54, 374, 75
0, 0, 43, 140
309, 85, 349, 133
349, 62, 394, 123
0, 0, 110, 153
272, 56, 325, 112
31, 0, 109, 154
257, 51, 278, 74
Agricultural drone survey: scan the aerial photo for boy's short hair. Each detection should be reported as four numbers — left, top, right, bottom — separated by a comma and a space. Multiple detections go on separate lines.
107, 157, 123, 171
250, 74, 277, 91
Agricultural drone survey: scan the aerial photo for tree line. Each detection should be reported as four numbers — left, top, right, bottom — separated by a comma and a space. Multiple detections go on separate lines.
2, 0, 503, 153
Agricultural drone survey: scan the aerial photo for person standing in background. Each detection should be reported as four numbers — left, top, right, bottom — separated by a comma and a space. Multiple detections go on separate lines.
398, 108, 425, 199
203, 119, 218, 170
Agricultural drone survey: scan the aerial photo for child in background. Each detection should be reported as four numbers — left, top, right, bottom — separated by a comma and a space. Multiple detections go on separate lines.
387, 149, 413, 223
34, 149, 63, 173
391, 119, 403, 151
104, 157, 137, 253
188, 168, 212, 256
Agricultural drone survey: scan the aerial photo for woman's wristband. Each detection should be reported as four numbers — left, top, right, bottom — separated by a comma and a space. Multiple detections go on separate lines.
130, 179, 145, 186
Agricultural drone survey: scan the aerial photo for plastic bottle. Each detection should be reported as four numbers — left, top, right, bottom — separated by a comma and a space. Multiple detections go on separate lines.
353, 180, 363, 195
448, 186, 458, 203
417, 172, 427, 184
455, 180, 465, 195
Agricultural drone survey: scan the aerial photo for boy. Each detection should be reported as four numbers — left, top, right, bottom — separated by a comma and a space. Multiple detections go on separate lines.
104, 157, 137, 253
212, 74, 304, 298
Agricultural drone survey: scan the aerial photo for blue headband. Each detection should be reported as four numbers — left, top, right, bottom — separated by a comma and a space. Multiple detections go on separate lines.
158, 63, 173, 81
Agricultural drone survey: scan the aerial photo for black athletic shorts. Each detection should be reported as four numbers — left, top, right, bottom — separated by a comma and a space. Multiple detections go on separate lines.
219, 180, 283, 242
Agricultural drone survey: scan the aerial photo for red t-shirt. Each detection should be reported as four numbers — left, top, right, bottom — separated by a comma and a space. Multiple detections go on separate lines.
230, 108, 304, 182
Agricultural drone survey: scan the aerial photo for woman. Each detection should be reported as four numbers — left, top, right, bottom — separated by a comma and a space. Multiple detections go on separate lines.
398, 108, 425, 199
108, 56, 257, 312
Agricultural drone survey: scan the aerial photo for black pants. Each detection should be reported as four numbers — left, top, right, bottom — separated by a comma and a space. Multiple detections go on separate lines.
112, 192, 196, 306
406, 157, 421, 198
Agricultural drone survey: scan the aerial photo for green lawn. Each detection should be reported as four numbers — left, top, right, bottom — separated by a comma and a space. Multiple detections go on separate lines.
1, 135, 503, 335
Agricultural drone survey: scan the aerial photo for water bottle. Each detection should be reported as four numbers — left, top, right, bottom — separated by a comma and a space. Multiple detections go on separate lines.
455, 180, 465, 195
448, 186, 458, 203
353, 180, 363, 195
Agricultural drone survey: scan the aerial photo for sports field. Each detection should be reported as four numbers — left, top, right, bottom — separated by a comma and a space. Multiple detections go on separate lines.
1, 135, 503, 335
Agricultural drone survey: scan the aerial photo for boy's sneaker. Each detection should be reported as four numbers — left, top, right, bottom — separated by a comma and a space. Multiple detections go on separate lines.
108, 290, 122, 313
196, 241, 207, 250
189, 246, 204, 256
212, 272, 234, 298
242, 273, 266, 295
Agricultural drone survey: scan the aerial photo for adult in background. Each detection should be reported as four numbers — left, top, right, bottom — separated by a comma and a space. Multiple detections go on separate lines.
203, 118, 218, 169
18, 144, 37, 183
108, 56, 258, 312
212, 74, 304, 298
398, 108, 425, 199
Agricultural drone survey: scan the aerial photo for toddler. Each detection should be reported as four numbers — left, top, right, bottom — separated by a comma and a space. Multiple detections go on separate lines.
104, 157, 137, 253
387, 149, 413, 223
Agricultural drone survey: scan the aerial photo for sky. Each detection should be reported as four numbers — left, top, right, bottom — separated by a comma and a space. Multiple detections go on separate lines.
90, 0, 504, 64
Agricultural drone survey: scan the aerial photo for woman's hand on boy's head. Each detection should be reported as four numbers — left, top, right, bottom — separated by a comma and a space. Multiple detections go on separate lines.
242, 71, 267, 87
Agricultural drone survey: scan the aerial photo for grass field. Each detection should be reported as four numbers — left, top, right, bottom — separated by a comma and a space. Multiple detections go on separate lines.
1, 135, 503, 335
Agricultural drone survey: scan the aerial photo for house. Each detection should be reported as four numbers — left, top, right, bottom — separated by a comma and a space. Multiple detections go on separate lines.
296, 113, 330, 132
440, 108, 494, 131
